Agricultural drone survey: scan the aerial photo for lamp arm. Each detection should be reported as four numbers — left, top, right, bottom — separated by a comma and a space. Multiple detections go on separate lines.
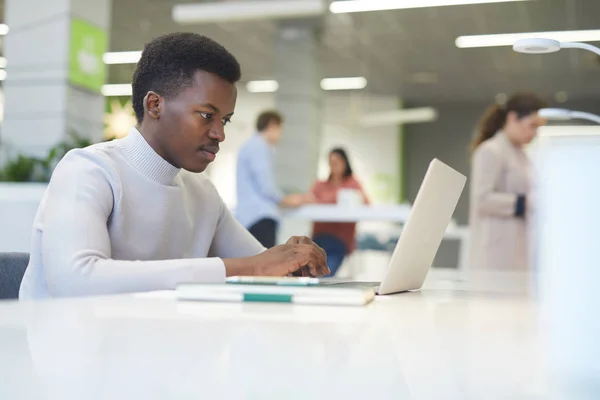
560, 42, 600, 56
569, 111, 600, 125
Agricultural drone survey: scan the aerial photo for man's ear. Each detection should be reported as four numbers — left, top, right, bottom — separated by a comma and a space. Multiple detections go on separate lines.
144, 91, 162, 120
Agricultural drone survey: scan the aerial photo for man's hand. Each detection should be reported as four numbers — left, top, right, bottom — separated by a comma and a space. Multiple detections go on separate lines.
286, 236, 328, 277
301, 192, 316, 204
280, 193, 315, 208
280, 193, 304, 208
253, 236, 329, 277
223, 237, 329, 277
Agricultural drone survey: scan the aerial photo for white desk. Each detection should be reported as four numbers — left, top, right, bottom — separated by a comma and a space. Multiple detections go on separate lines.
0, 272, 558, 399
284, 204, 470, 274
283, 204, 413, 222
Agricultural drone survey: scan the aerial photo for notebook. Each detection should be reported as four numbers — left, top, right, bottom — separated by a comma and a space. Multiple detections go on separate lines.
176, 281, 375, 306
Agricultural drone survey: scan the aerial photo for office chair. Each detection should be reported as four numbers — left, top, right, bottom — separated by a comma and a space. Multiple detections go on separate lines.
0, 253, 29, 299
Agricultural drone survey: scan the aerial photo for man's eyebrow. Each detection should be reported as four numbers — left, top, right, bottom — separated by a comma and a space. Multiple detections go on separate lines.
199, 103, 219, 113
198, 103, 233, 116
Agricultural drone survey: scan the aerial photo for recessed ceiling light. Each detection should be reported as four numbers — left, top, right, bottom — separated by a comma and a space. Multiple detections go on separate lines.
330, 0, 530, 14
101, 84, 132, 97
320, 77, 367, 90
242, 77, 369, 92
102, 51, 142, 65
173, 0, 325, 24
246, 80, 279, 93
1, 51, 143, 67
359, 107, 438, 127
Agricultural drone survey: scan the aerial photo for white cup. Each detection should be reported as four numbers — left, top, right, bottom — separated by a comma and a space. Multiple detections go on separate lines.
337, 189, 363, 207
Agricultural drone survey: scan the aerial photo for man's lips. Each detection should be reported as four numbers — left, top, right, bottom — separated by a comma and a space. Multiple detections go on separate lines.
200, 145, 219, 161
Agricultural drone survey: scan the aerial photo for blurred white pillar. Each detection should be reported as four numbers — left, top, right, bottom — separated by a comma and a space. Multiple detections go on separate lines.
534, 126, 600, 397
273, 21, 323, 193
1, 0, 111, 160
273, 21, 323, 244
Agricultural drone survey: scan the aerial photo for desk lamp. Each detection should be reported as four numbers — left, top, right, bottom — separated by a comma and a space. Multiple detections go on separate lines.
539, 108, 600, 125
513, 37, 600, 56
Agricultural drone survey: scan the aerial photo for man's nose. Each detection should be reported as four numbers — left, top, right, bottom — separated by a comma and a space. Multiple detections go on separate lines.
208, 122, 225, 142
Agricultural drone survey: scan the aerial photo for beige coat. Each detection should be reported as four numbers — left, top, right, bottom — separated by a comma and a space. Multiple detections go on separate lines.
469, 132, 532, 270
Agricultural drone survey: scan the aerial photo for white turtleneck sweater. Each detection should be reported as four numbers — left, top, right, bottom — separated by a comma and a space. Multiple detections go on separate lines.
19, 128, 265, 300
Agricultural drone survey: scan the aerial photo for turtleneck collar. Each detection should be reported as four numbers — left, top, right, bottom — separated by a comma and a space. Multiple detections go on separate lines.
119, 127, 180, 186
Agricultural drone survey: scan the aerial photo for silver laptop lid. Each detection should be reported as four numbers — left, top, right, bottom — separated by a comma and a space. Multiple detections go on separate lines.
378, 159, 466, 295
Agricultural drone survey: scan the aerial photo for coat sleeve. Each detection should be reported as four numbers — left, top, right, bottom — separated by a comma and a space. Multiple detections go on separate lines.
471, 145, 520, 218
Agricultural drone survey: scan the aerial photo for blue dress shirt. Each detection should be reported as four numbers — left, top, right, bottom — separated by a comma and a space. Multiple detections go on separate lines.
235, 134, 283, 228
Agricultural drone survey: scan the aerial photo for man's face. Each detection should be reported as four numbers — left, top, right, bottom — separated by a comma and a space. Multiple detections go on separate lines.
150, 70, 237, 173
266, 121, 283, 145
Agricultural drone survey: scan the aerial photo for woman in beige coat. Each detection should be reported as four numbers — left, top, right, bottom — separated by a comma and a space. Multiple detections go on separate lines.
469, 93, 546, 270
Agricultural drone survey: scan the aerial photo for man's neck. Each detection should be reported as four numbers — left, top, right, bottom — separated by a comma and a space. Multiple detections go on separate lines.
138, 123, 178, 167
259, 131, 274, 146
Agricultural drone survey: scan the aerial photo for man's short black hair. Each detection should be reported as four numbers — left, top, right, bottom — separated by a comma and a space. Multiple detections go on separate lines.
132, 32, 241, 124
256, 110, 283, 132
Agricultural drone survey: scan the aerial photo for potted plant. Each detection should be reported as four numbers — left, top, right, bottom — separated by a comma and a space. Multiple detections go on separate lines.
0, 131, 95, 252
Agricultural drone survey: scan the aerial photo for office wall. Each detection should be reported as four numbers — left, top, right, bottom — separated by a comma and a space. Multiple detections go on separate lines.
404, 101, 485, 224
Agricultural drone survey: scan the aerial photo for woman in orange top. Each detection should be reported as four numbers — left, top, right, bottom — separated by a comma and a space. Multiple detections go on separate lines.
311, 148, 369, 276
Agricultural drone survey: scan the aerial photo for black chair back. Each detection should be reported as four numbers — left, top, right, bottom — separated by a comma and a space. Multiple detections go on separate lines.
0, 253, 29, 299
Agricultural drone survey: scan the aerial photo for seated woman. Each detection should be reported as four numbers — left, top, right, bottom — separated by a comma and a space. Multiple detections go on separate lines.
311, 148, 369, 276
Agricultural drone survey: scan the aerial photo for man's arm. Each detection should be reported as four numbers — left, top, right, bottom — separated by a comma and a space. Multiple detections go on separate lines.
246, 141, 284, 205
42, 151, 327, 297
209, 187, 266, 261
245, 141, 313, 208
210, 181, 328, 276
41, 152, 231, 297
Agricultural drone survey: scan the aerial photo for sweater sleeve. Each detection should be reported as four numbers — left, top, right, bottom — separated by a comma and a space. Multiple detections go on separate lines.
209, 185, 267, 258
41, 151, 225, 297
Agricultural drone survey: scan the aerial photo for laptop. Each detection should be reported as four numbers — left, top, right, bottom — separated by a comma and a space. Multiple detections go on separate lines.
323, 158, 466, 295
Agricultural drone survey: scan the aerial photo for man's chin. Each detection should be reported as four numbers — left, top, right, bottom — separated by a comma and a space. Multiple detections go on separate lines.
183, 161, 210, 173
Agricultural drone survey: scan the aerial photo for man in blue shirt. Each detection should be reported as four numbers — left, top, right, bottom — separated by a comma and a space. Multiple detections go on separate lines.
236, 111, 312, 247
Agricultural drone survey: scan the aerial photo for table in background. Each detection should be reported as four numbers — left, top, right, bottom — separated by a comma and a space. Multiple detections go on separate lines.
284, 204, 470, 277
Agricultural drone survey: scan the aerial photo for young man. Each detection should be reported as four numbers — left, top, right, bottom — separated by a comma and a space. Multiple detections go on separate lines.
236, 111, 313, 248
19, 33, 328, 299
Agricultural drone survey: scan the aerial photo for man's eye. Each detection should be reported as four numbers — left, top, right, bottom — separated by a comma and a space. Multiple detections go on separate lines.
223, 118, 232, 126
199, 112, 212, 119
